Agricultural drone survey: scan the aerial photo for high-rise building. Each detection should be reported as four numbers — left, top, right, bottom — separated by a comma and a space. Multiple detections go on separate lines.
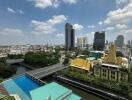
127, 40, 131, 47
77, 37, 88, 49
65, 23, 75, 51
127, 40, 131, 45
115, 35, 124, 48
105, 40, 108, 45
93, 31, 105, 51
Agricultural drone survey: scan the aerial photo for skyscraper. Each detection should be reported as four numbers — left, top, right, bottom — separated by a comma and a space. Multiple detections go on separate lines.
127, 40, 131, 47
93, 31, 105, 51
77, 37, 88, 49
115, 35, 124, 48
65, 23, 75, 51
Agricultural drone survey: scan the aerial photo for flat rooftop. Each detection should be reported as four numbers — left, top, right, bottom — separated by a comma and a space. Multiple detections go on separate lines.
30, 82, 81, 100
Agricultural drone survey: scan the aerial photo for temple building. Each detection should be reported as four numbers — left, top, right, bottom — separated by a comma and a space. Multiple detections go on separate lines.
93, 44, 129, 82
70, 58, 92, 72
70, 51, 104, 72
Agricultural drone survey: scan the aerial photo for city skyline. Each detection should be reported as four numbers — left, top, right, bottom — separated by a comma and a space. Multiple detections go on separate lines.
0, 0, 132, 45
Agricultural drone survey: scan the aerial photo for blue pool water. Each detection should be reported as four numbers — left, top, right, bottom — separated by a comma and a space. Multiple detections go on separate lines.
2, 79, 31, 100
14, 75, 40, 95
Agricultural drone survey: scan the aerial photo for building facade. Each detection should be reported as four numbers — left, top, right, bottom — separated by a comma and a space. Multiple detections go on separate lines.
93, 31, 105, 51
115, 35, 124, 48
93, 44, 129, 82
93, 63, 129, 82
65, 23, 75, 51
77, 37, 88, 49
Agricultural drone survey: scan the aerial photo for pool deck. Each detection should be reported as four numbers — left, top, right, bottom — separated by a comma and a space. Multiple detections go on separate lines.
1, 75, 81, 100
0, 84, 9, 96
2, 79, 31, 100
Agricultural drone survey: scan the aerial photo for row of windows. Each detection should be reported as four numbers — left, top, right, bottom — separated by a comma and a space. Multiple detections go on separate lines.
102, 69, 116, 79
94, 68, 127, 81
102, 69, 106, 77
120, 73, 127, 81
111, 71, 115, 79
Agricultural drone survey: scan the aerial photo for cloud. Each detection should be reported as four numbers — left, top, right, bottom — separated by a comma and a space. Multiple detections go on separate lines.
0, 28, 23, 36
31, 15, 67, 35
104, 1, 132, 25
105, 24, 128, 38
29, 0, 60, 9
56, 33, 64, 37
63, 0, 78, 4
7, 7, 15, 13
115, 24, 128, 29
73, 24, 83, 31
7, 7, 24, 14
47, 15, 67, 25
87, 25, 95, 28
17, 9, 24, 14
28, 0, 79, 9
98, 0, 132, 42
106, 27, 115, 31
98, 21, 103, 25
122, 29, 132, 33
116, 0, 129, 7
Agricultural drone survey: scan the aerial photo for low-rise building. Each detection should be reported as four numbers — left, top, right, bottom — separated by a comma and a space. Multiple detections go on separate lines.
70, 58, 92, 72
0, 53, 7, 58
30, 82, 81, 100
93, 63, 129, 82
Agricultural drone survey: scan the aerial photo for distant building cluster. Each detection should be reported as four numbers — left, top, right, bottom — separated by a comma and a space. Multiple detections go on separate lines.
77, 37, 88, 49
0, 44, 57, 58
65, 23, 132, 59
65, 23, 131, 83
70, 44, 130, 82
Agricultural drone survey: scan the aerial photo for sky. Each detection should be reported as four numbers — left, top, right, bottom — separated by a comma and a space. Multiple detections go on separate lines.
0, 0, 132, 45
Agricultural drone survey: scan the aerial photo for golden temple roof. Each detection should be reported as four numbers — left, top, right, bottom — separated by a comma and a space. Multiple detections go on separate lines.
102, 44, 128, 68
70, 58, 91, 71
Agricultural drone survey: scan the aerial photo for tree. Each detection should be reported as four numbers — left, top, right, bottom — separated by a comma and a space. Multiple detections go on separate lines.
8, 54, 23, 59
24, 51, 59, 68
0, 63, 16, 79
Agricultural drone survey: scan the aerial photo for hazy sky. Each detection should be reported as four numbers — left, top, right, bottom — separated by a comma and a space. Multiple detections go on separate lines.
0, 0, 131, 45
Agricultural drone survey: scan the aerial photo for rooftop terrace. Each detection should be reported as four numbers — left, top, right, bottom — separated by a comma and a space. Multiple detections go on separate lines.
30, 82, 81, 100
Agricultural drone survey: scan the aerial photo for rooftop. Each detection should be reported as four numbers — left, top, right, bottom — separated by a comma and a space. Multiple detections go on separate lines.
30, 82, 81, 100
102, 63, 119, 68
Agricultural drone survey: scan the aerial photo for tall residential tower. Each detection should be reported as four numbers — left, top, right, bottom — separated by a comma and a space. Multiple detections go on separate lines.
93, 31, 105, 51
115, 35, 124, 48
65, 23, 75, 51
77, 37, 88, 49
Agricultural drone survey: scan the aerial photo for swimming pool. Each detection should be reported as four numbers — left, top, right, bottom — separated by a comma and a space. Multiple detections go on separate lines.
2, 75, 40, 100
2, 79, 31, 100
14, 75, 40, 95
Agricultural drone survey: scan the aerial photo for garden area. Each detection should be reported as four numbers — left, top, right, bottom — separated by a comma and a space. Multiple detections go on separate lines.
24, 51, 60, 68
0, 58, 16, 80
7, 54, 24, 59
59, 68, 132, 99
